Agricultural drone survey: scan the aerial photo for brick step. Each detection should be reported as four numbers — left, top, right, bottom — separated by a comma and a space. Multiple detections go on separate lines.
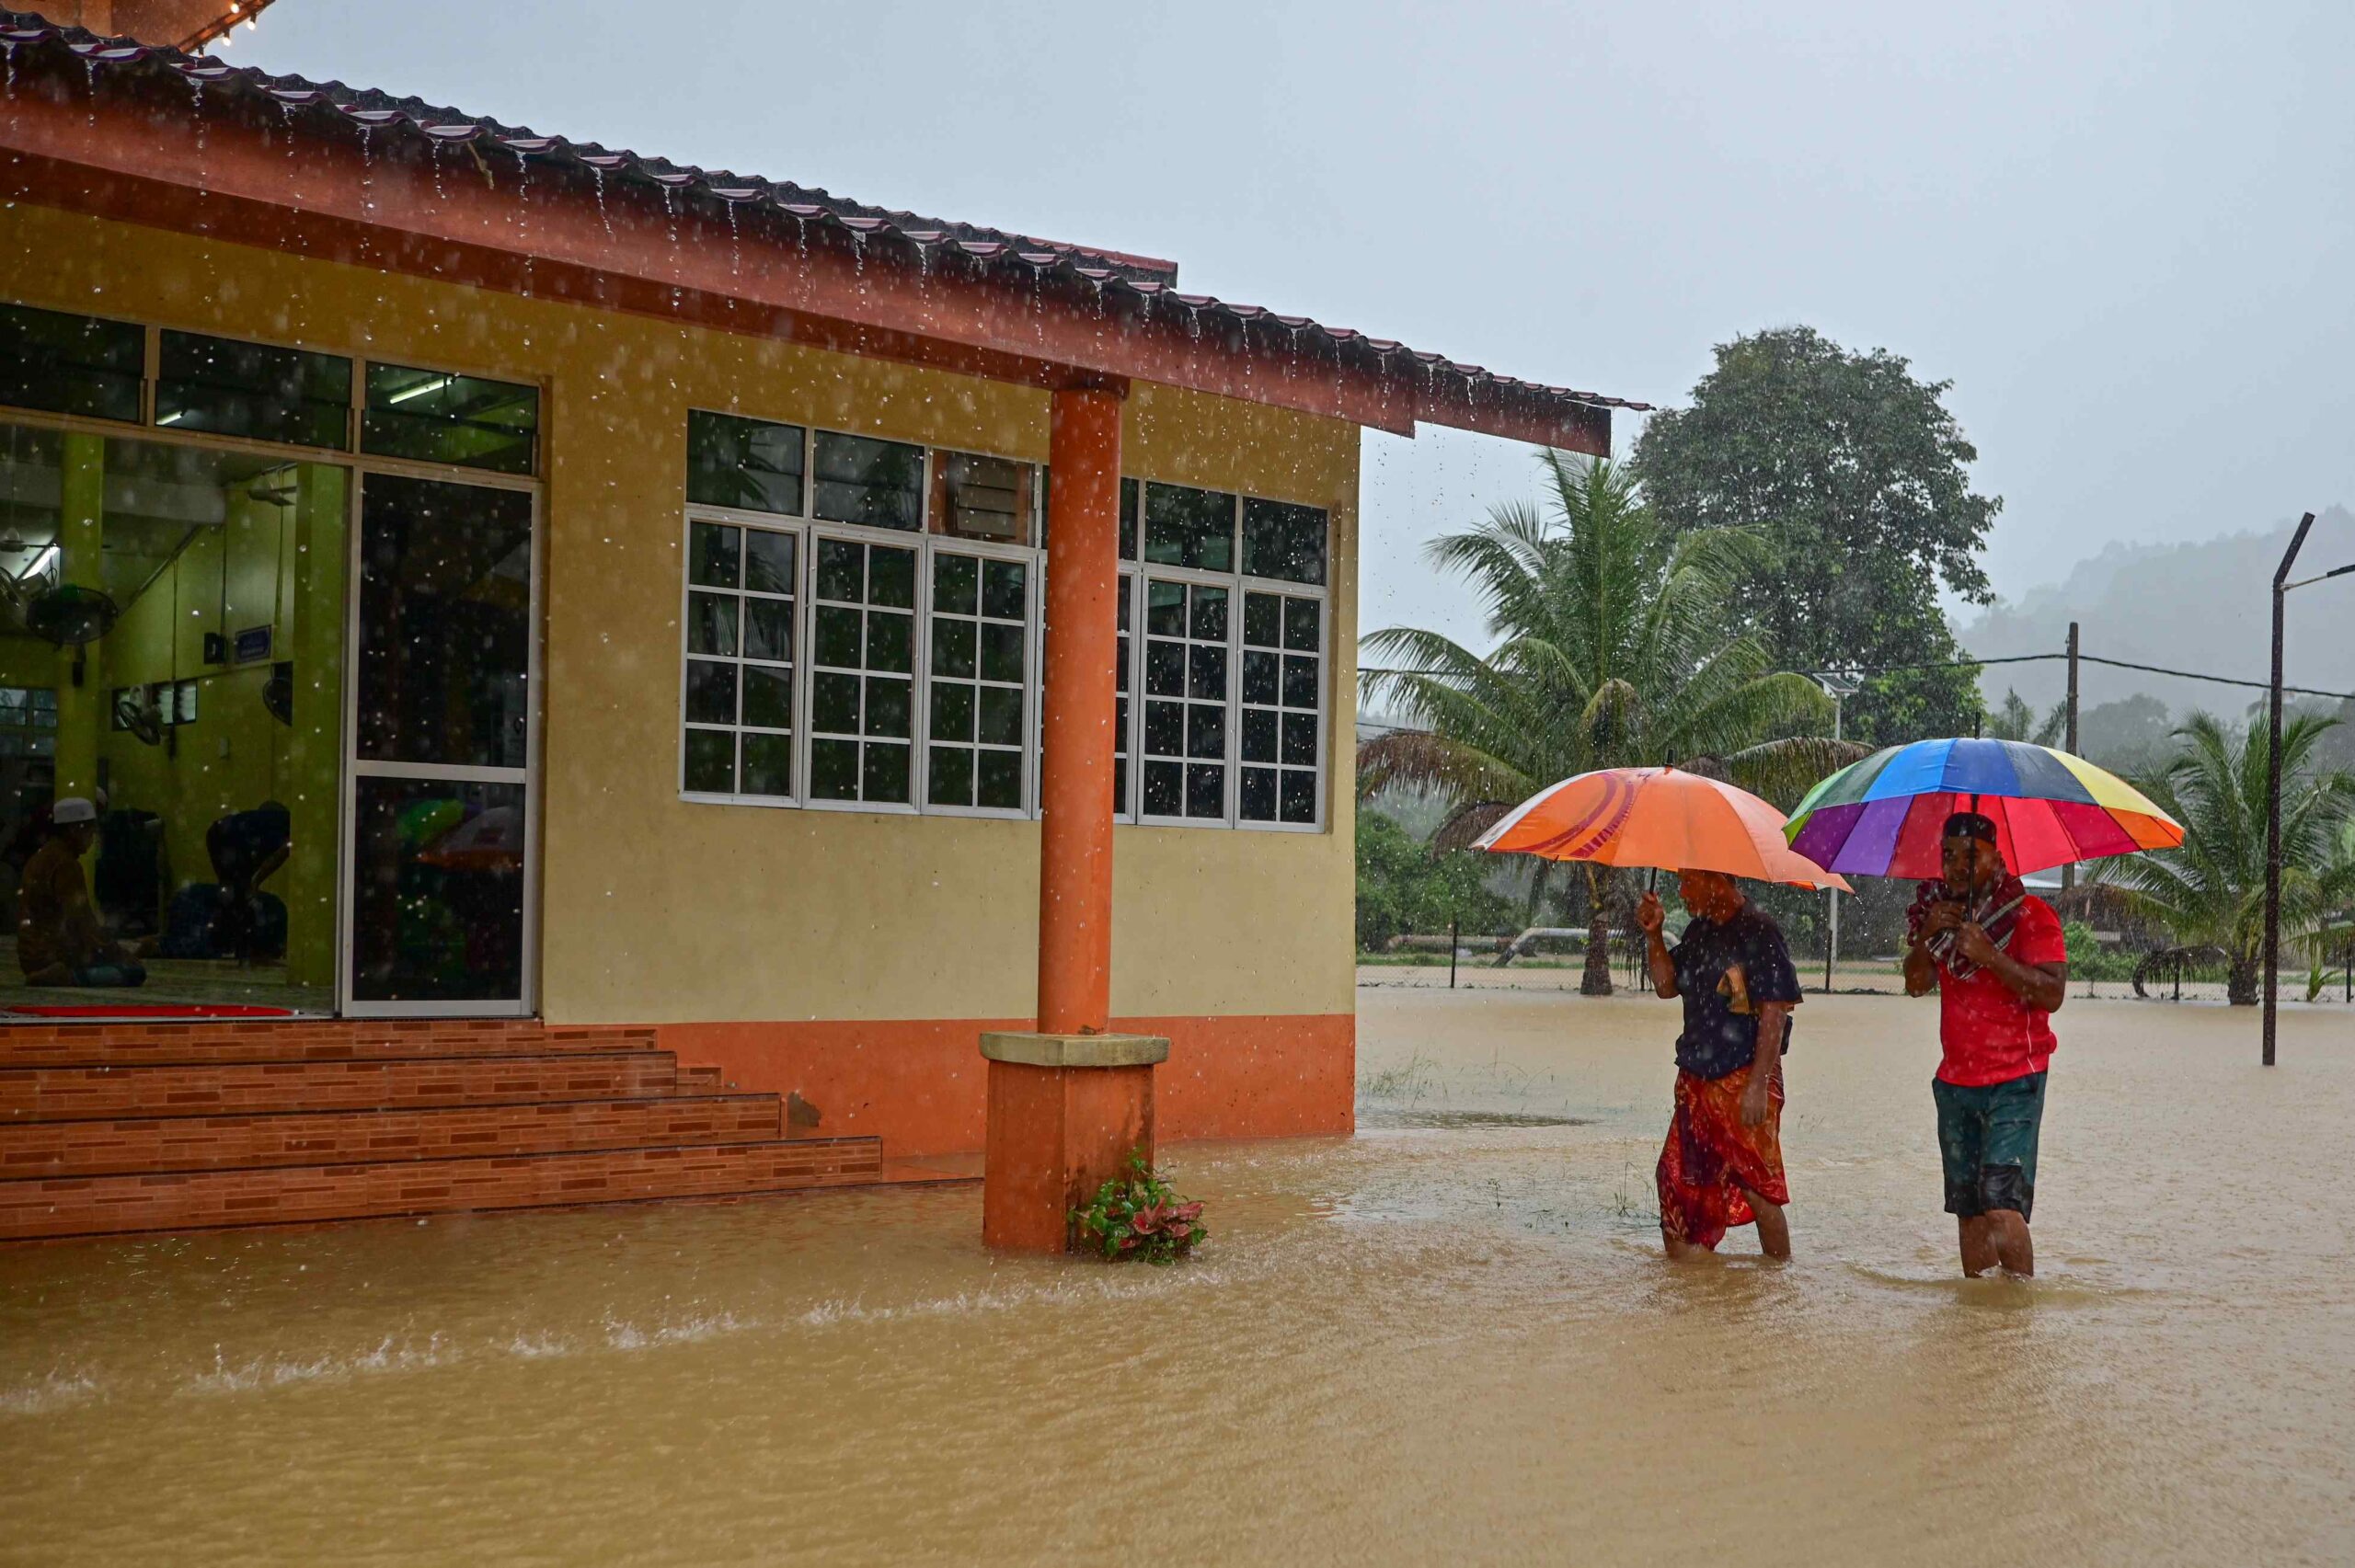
0, 1135, 889, 1241
0, 1093, 785, 1179
676, 1063, 724, 1091
0, 1019, 660, 1070
0, 1051, 682, 1124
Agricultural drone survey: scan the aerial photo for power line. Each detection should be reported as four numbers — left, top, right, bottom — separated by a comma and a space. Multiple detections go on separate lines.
1362, 651, 2355, 704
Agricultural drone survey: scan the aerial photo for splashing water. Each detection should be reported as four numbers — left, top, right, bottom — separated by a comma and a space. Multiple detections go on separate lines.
592, 165, 613, 239
358, 126, 373, 216
4, 41, 15, 95
280, 97, 295, 160
190, 78, 205, 155
724, 200, 741, 277
429, 140, 446, 205
514, 151, 534, 298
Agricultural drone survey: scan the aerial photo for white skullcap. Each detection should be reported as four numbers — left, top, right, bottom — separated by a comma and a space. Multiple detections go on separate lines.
52, 796, 98, 825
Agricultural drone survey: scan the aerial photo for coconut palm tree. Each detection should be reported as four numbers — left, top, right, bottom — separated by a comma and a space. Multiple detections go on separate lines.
1985, 687, 2066, 747
2098, 711, 2355, 1004
1358, 452, 1863, 995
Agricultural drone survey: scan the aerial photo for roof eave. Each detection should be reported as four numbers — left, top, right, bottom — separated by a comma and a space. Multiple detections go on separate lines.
0, 29, 1626, 452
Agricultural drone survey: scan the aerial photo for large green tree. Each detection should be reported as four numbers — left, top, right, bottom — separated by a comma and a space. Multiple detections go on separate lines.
1358, 452, 1856, 995
2097, 712, 2355, 1004
1630, 326, 1999, 745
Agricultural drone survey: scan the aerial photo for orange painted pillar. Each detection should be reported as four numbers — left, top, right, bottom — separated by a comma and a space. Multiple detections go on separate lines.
982, 379, 1165, 1253
1035, 380, 1125, 1034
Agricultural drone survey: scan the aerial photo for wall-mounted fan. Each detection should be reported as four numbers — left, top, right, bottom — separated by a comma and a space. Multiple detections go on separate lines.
113, 687, 164, 747
262, 662, 293, 727
23, 584, 120, 686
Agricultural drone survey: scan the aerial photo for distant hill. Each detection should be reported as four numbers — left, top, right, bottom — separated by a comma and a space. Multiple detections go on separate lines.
1959, 507, 2355, 730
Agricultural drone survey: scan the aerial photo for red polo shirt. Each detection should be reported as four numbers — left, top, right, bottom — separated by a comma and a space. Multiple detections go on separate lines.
1936, 895, 2067, 1087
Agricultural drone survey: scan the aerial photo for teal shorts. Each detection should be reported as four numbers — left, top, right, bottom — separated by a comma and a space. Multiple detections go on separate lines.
1932, 1070, 2046, 1222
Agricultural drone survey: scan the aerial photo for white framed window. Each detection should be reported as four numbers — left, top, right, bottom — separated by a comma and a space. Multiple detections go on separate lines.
925, 544, 1034, 815
680, 512, 801, 802
1138, 573, 1233, 824
805, 531, 920, 809
1238, 587, 1325, 826
1122, 481, 1329, 832
678, 416, 1326, 831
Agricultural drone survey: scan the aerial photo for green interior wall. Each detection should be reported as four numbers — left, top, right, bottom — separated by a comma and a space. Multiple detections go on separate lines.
0, 453, 346, 988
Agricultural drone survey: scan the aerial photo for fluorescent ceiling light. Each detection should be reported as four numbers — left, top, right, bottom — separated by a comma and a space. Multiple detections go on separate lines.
389, 374, 454, 405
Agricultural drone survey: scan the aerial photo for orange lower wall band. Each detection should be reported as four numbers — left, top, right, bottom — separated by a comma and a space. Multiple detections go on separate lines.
656, 1014, 1355, 1156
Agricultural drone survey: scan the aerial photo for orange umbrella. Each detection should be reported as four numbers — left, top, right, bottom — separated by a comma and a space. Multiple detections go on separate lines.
1474, 767, 1851, 891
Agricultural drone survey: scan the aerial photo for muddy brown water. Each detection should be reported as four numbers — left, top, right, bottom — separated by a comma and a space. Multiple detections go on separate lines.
5, 990, 2351, 1565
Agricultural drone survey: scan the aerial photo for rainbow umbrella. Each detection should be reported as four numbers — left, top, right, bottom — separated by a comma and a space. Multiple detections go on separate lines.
1477, 767, 1851, 890
1784, 738, 2182, 880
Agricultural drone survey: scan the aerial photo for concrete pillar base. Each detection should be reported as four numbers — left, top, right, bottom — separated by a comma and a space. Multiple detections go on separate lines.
979, 1032, 1169, 1253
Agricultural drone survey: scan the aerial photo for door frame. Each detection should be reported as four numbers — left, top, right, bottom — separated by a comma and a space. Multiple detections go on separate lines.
335, 464, 544, 1019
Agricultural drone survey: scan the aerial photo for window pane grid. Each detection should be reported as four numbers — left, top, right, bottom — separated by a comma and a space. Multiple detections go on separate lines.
1240, 589, 1323, 826
1140, 577, 1230, 822
926, 549, 1030, 812
682, 518, 798, 799
807, 533, 916, 806
1114, 571, 1134, 819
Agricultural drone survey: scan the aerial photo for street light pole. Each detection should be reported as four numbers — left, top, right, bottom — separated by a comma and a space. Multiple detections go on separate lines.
2062, 622, 2081, 893
2265, 513, 2317, 1068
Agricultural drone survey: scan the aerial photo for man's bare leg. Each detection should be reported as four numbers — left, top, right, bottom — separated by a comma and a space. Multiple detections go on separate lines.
1660, 1227, 1699, 1259
1739, 1188, 1791, 1260
1986, 1209, 2032, 1276
1958, 1212, 2033, 1276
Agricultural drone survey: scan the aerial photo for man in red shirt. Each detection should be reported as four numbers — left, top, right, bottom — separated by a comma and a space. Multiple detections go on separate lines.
1902, 811, 2068, 1277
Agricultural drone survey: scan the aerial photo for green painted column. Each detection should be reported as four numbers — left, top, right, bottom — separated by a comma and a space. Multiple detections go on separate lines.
281, 465, 347, 991
52, 431, 104, 803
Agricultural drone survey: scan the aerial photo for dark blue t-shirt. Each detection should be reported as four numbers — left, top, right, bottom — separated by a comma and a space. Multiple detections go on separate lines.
1671, 902, 1802, 1080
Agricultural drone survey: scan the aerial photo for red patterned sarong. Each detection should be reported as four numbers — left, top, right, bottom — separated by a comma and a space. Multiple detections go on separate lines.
1656, 1064, 1788, 1250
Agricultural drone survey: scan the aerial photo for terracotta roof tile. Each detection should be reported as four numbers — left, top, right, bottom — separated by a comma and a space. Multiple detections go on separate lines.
0, 8, 1652, 414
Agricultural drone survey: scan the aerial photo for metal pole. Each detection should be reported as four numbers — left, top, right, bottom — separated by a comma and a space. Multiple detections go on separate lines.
1825, 693, 1841, 994
2264, 512, 2316, 1067
2062, 622, 2080, 893
1449, 916, 1459, 990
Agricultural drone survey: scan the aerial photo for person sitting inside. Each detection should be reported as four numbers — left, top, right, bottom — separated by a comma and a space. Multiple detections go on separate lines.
205, 799, 292, 964
17, 796, 145, 988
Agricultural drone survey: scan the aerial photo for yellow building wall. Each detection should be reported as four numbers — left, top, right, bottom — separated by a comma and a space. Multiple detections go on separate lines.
0, 202, 1361, 1025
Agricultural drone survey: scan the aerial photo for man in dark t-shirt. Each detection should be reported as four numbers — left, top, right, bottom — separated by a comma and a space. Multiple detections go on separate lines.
1636, 869, 1804, 1259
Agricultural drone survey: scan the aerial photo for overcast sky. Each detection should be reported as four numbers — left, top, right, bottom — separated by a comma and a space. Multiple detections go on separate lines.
238, 0, 2355, 653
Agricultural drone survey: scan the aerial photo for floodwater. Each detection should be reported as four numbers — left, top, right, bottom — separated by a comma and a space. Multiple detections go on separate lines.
4, 990, 2351, 1566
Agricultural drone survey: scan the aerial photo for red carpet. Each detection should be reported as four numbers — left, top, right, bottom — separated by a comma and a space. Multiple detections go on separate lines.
5, 1004, 300, 1019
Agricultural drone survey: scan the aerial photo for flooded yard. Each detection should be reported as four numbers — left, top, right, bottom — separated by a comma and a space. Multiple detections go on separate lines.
5, 989, 2351, 1565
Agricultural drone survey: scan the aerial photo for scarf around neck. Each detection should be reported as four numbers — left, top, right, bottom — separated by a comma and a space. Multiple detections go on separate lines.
1906, 873, 2030, 980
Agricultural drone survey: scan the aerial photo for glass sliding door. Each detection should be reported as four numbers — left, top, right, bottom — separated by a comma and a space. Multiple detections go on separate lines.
342, 473, 537, 1014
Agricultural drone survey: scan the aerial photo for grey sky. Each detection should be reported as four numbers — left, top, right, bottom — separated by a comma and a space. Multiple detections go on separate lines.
238, 0, 2355, 657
